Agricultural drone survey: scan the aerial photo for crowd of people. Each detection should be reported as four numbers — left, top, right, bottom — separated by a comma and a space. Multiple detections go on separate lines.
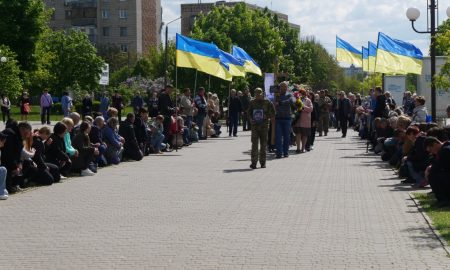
1, 84, 449, 206
353, 87, 450, 207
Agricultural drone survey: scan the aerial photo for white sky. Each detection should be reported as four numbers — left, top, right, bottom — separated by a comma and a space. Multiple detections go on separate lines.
161, 0, 450, 57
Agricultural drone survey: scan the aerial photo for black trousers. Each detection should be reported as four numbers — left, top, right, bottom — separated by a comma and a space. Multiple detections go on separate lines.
340, 115, 348, 136
1, 108, 10, 122
306, 126, 317, 149
41, 106, 51, 124
429, 172, 450, 202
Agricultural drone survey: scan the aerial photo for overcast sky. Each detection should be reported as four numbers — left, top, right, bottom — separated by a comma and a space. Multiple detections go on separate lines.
161, 0, 450, 57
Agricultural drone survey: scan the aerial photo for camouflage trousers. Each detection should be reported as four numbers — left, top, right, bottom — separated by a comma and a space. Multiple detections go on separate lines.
251, 125, 268, 165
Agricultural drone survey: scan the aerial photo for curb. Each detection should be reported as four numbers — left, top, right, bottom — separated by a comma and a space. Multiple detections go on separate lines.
409, 192, 450, 256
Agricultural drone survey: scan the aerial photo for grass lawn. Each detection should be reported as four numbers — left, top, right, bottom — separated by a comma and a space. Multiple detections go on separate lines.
413, 192, 450, 246
6, 105, 134, 122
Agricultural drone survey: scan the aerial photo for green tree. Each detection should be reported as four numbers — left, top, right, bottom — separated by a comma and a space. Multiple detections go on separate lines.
0, 45, 23, 99
434, 19, 450, 89
190, 3, 284, 87
97, 44, 137, 74
33, 30, 104, 97
0, 0, 49, 71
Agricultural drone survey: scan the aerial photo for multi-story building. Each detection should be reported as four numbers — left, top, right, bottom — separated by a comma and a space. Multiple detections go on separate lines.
181, 1, 301, 36
45, 0, 162, 54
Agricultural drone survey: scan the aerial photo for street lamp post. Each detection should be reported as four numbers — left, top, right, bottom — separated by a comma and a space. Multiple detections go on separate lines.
164, 16, 182, 88
406, 1, 450, 122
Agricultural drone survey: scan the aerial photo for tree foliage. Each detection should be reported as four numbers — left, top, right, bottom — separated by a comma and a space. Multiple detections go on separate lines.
434, 19, 450, 90
32, 30, 104, 97
0, 0, 49, 71
0, 45, 23, 99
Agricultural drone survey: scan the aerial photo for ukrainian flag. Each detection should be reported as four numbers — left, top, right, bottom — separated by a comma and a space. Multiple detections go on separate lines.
231, 46, 262, 76
368, 41, 377, 73
176, 34, 232, 81
336, 36, 362, 67
219, 49, 246, 77
362, 47, 369, 72
375, 32, 423, 75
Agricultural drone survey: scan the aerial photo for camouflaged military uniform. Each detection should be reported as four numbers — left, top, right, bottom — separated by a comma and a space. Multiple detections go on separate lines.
247, 97, 275, 168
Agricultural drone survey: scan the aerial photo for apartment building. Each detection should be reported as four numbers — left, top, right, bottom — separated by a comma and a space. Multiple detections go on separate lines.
45, 0, 162, 54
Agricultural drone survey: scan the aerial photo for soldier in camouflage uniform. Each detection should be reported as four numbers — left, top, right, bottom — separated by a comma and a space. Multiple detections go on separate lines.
317, 90, 332, 136
247, 88, 275, 169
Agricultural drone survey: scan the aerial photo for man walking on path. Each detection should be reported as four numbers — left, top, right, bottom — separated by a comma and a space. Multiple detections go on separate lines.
274, 82, 295, 158
228, 89, 242, 137
40, 89, 53, 125
248, 88, 275, 169
337, 91, 351, 138
61, 92, 73, 117
317, 90, 332, 136
112, 91, 124, 122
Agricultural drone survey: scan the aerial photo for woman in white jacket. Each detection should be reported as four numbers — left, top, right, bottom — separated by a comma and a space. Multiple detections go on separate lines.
412, 96, 428, 124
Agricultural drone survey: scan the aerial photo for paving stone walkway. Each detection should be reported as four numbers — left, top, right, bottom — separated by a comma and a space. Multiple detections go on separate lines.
1, 129, 449, 269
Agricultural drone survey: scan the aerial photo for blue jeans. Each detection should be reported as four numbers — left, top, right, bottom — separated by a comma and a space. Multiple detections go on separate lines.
196, 114, 206, 138
0, 166, 7, 196
152, 134, 165, 152
275, 118, 291, 156
406, 161, 424, 184
185, 116, 192, 143
229, 112, 239, 136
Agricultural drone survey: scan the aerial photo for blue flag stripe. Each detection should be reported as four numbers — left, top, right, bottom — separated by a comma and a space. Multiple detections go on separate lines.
377, 32, 423, 60
336, 36, 361, 55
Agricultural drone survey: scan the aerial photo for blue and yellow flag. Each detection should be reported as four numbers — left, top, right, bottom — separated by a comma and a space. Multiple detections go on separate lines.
231, 46, 262, 76
336, 36, 362, 67
368, 41, 377, 73
375, 32, 423, 75
362, 47, 369, 72
176, 34, 232, 81
219, 49, 246, 77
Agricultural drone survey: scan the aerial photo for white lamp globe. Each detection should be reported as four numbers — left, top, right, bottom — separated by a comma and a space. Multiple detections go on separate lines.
406, 7, 421, 21
0, 56, 6, 63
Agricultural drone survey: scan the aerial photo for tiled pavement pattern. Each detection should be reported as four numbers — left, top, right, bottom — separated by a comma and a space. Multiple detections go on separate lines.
1, 129, 449, 269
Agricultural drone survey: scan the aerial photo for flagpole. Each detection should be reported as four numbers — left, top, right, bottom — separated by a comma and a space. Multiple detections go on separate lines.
175, 66, 179, 152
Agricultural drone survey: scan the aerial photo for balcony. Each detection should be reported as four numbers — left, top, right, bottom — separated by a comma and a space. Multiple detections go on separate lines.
64, 0, 97, 8
71, 17, 97, 27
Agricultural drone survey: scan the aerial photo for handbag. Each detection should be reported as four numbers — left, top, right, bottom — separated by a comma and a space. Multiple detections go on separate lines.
24, 103, 31, 113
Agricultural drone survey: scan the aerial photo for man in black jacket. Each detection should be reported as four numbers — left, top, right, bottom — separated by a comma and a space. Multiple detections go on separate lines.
134, 108, 150, 155
240, 88, 252, 131
119, 113, 143, 161
32, 127, 61, 185
373, 87, 387, 119
337, 91, 351, 138
228, 89, 242, 137
2, 121, 32, 193
424, 137, 450, 206
158, 85, 176, 143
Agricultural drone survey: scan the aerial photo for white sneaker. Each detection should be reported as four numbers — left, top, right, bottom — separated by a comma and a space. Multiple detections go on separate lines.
81, 169, 95, 176
0, 194, 8, 200
60, 175, 67, 179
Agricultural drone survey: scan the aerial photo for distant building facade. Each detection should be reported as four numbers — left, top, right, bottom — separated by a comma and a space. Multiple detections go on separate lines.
181, 1, 300, 36
45, 0, 162, 54
343, 64, 364, 77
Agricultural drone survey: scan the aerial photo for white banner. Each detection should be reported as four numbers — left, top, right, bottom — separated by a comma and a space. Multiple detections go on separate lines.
384, 75, 406, 106
99, 63, 109, 85
264, 73, 275, 100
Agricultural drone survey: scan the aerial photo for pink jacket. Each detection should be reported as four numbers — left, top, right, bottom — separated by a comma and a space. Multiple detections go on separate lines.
294, 97, 313, 128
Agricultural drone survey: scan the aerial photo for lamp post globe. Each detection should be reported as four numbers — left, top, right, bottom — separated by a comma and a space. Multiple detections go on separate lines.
406, 7, 421, 21
0, 56, 6, 63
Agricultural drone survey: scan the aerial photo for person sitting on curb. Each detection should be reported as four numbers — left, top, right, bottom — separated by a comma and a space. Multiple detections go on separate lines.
45, 122, 72, 177
0, 131, 9, 200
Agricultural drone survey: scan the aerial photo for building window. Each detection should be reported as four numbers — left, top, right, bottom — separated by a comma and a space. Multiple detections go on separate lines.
119, 9, 127, 19
65, 10, 72, 19
102, 27, 110, 37
120, 27, 127, 37
120, 44, 128, 52
101, 10, 109, 19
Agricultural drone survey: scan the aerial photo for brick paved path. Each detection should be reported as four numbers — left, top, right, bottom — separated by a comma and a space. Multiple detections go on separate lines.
1, 130, 449, 269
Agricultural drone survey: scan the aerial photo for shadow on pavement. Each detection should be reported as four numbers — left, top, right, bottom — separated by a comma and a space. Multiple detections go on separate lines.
223, 168, 253, 173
